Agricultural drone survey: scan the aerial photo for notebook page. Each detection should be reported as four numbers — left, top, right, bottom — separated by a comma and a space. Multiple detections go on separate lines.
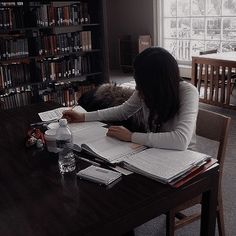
124, 148, 210, 182
83, 137, 146, 163
73, 125, 107, 147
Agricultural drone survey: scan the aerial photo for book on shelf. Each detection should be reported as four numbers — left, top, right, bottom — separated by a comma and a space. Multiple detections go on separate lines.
0, 88, 32, 110
39, 106, 213, 186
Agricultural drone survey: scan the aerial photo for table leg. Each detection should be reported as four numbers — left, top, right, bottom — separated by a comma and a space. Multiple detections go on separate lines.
200, 174, 219, 236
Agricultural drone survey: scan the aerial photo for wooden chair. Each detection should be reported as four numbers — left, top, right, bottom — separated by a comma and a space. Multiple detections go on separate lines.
166, 109, 231, 236
191, 56, 236, 109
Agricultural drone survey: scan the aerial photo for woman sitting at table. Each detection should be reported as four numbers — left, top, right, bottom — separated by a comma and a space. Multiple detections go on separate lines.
63, 47, 199, 151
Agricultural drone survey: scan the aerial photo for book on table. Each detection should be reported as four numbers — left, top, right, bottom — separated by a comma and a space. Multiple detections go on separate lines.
122, 148, 211, 184
39, 105, 146, 164
39, 106, 212, 184
76, 165, 122, 185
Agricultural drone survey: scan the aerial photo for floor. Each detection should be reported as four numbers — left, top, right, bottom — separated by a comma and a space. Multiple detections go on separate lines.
109, 70, 236, 236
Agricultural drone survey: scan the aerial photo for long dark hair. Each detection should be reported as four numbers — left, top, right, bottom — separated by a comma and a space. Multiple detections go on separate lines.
133, 47, 180, 131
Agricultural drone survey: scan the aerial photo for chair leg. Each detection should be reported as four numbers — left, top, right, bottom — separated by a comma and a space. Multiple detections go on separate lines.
166, 211, 176, 236
230, 79, 236, 94
217, 199, 225, 236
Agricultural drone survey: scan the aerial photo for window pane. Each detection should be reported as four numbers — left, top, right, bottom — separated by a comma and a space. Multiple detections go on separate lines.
177, 40, 191, 61
221, 41, 236, 51
164, 0, 177, 17
164, 39, 177, 57
206, 17, 221, 40
222, 0, 236, 15
223, 17, 236, 41
177, 0, 191, 16
191, 0, 205, 15
178, 18, 191, 38
205, 41, 220, 50
192, 18, 205, 39
164, 18, 177, 38
206, 0, 221, 15
191, 40, 205, 55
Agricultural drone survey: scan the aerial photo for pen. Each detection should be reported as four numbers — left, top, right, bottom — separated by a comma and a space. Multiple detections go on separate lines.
94, 158, 116, 167
70, 104, 77, 110
75, 155, 101, 166
30, 119, 59, 127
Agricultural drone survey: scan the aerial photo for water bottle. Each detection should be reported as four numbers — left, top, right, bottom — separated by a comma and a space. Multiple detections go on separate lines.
56, 119, 76, 174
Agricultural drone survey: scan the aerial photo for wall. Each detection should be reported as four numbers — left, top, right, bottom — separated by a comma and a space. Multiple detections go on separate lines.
106, 0, 155, 69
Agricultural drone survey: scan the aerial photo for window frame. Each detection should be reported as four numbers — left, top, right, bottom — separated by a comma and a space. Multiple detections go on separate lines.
157, 0, 236, 66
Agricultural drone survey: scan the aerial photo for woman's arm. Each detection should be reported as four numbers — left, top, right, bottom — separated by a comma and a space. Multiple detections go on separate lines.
131, 82, 199, 150
85, 90, 142, 121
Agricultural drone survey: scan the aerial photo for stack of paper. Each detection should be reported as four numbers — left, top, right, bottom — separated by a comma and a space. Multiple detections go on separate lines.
123, 148, 211, 184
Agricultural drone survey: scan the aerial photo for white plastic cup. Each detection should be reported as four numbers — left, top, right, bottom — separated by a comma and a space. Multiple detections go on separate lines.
44, 129, 59, 153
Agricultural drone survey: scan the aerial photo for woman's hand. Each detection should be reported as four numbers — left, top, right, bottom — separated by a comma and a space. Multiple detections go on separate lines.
62, 110, 85, 123
106, 126, 132, 142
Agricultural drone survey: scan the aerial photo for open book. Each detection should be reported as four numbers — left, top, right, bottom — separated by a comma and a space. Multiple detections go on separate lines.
72, 125, 146, 163
39, 106, 146, 164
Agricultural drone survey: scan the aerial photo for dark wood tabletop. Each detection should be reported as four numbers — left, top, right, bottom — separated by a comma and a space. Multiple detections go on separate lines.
0, 102, 219, 236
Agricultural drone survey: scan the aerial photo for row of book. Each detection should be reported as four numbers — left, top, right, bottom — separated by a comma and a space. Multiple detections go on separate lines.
0, 63, 31, 89
0, 38, 29, 60
0, 2, 90, 30
0, 55, 96, 89
41, 83, 95, 107
0, 88, 32, 110
37, 55, 93, 82
0, 82, 95, 110
0, 30, 92, 60
36, 31, 92, 56
39, 2, 90, 27
0, 7, 24, 30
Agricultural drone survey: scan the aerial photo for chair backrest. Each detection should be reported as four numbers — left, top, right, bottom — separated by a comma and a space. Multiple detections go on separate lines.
191, 56, 236, 108
199, 49, 217, 55
196, 109, 231, 186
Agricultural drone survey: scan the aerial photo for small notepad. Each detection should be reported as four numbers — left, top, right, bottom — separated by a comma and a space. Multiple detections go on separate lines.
77, 165, 122, 185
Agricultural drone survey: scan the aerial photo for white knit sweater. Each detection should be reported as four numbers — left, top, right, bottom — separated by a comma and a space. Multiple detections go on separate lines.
85, 81, 199, 150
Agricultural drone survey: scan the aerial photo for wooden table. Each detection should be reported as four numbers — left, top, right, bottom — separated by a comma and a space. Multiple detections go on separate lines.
191, 51, 236, 109
0, 102, 219, 236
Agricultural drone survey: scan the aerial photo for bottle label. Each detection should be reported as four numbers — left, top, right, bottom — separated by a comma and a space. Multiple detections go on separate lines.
56, 139, 71, 149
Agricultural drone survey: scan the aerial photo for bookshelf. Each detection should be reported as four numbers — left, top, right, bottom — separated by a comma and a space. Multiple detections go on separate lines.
0, 1, 109, 110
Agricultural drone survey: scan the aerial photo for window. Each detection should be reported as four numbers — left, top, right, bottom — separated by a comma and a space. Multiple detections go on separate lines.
160, 0, 236, 63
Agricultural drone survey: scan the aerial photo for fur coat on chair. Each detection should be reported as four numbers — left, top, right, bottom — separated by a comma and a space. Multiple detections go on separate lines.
78, 83, 146, 132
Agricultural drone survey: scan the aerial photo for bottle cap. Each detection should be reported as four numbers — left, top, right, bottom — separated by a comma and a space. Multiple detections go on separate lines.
59, 118, 68, 126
